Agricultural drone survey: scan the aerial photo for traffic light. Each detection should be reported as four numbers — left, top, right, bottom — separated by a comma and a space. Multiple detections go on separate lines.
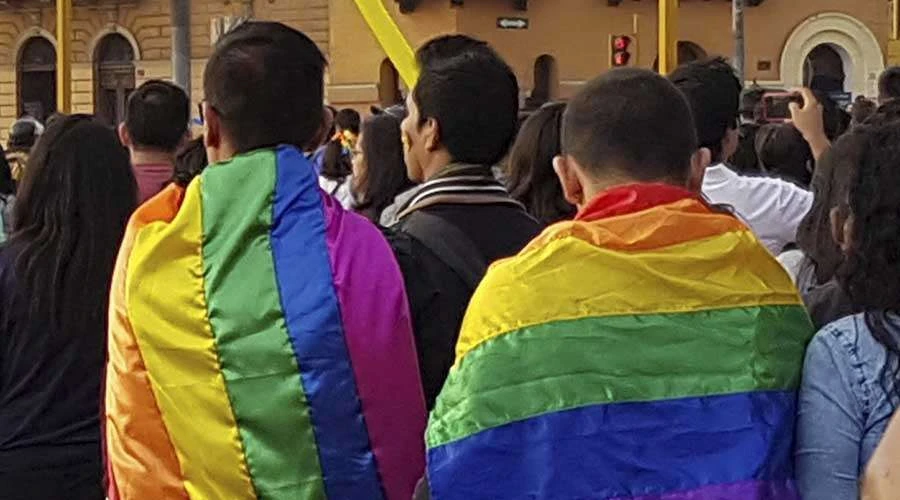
610, 35, 633, 67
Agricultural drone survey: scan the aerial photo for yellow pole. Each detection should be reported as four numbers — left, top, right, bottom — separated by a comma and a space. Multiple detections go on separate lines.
658, 0, 678, 75
56, 0, 72, 113
894, 0, 899, 40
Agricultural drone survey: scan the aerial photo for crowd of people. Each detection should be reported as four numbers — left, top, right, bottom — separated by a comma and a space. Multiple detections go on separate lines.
1, 19, 900, 500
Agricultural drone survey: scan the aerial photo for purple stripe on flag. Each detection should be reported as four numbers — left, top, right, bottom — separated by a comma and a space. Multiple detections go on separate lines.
321, 193, 427, 500
614, 479, 799, 499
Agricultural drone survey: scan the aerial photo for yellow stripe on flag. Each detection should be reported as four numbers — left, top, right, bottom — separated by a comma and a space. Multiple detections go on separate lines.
128, 180, 257, 499
456, 229, 801, 364
353, 0, 419, 87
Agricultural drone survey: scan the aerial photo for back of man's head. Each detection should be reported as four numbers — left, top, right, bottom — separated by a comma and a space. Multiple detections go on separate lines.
204, 21, 326, 153
562, 68, 698, 184
669, 57, 741, 162
878, 67, 900, 105
124, 80, 189, 152
415, 35, 494, 70
413, 45, 519, 166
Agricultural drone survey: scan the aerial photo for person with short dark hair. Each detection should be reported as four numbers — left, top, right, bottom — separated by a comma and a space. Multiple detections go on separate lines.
336, 108, 361, 139
106, 22, 427, 499
755, 123, 813, 188
423, 68, 812, 499
796, 123, 900, 500
118, 80, 189, 203
670, 58, 815, 254
0, 115, 137, 499
506, 102, 575, 225
851, 96, 877, 127
414, 34, 492, 70
390, 36, 542, 409
351, 113, 414, 223
878, 66, 900, 105
6, 117, 43, 182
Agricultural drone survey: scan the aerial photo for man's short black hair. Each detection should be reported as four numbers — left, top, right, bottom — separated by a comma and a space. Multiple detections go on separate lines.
415, 35, 494, 70
413, 45, 519, 166
669, 57, 742, 162
562, 68, 698, 183
204, 21, 326, 153
336, 108, 361, 136
124, 80, 189, 152
878, 66, 900, 103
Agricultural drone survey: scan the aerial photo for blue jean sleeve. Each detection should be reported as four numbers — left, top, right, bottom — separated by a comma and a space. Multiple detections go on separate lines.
796, 330, 864, 500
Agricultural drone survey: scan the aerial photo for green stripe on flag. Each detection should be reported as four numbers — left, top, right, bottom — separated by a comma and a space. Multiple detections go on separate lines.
428, 305, 813, 449
201, 149, 326, 499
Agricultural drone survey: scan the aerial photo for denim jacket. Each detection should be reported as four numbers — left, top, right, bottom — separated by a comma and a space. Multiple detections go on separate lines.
796, 313, 900, 500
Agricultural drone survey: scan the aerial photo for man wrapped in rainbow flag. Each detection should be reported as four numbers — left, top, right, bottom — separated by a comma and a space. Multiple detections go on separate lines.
105, 22, 427, 500
425, 69, 814, 499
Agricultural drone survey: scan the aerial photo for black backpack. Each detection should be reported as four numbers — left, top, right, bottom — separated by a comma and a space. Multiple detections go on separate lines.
400, 211, 488, 291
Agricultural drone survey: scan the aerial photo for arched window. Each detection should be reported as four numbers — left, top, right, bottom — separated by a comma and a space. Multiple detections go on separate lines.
527, 54, 558, 109
18, 37, 56, 122
378, 59, 403, 108
94, 33, 136, 126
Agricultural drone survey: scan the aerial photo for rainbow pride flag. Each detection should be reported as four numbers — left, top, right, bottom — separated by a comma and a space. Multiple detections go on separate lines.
105, 146, 427, 500
426, 184, 814, 499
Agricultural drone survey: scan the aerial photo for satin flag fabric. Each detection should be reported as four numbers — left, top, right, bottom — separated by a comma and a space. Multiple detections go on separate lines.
105, 146, 427, 500
426, 183, 814, 500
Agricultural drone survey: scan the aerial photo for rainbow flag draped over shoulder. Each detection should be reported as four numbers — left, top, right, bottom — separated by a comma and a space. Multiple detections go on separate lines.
426, 184, 814, 500
105, 146, 427, 500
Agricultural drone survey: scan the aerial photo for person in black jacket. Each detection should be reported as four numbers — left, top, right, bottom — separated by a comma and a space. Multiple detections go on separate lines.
389, 36, 542, 408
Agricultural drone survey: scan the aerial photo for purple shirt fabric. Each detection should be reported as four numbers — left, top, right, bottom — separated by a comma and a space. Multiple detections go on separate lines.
134, 163, 173, 204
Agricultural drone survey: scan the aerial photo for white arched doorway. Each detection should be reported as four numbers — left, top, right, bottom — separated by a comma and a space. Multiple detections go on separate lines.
780, 13, 884, 98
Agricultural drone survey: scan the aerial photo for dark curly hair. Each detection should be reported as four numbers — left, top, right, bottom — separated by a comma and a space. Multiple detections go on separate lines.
836, 124, 900, 400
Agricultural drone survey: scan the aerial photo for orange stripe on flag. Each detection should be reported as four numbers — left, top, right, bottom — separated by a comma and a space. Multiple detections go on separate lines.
106, 185, 189, 499
526, 199, 748, 253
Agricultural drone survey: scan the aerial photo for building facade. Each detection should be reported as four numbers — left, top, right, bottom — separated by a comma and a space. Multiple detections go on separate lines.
0, 0, 892, 139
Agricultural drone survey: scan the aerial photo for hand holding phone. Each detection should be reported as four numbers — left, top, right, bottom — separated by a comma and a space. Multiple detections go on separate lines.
787, 88, 829, 161
762, 92, 803, 123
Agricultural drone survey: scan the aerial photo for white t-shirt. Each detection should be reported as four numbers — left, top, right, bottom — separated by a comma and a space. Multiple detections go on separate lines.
702, 164, 813, 255
319, 176, 355, 209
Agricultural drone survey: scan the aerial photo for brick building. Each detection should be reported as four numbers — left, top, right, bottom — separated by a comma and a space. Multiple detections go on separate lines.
0, 0, 893, 139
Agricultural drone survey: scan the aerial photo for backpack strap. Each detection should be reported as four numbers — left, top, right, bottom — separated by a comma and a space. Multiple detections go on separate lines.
401, 211, 488, 291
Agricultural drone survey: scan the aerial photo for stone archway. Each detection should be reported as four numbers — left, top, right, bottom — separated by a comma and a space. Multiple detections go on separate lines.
780, 12, 884, 97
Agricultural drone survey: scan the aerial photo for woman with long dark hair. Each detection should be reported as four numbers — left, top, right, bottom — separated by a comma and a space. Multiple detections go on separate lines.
352, 113, 414, 223
797, 123, 900, 500
0, 115, 137, 499
505, 102, 575, 225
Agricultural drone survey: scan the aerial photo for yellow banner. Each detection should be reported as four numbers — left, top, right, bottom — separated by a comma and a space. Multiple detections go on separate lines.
353, 0, 419, 88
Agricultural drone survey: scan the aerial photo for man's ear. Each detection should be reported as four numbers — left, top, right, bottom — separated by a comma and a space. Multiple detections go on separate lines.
203, 103, 221, 150
553, 154, 587, 208
687, 147, 711, 193
118, 123, 131, 149
422, 117, 441, 152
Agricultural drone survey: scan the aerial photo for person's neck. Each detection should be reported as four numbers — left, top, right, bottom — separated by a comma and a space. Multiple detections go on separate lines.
420, 150, 455, 182
130, 149, 173, 167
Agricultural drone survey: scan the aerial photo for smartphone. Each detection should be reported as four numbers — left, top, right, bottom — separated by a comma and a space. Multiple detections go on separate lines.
762, 92, 803, 123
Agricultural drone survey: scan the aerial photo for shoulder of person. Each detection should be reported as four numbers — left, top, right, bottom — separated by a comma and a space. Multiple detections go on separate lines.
807, 314, 884, 398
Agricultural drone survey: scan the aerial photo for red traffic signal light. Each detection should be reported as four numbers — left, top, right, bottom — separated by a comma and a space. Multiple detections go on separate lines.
611, 35, 633, 67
